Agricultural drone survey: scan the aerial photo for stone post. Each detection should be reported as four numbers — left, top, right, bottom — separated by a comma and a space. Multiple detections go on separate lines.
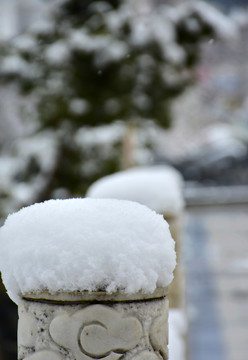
0, 198, 175, 360
162, 213, 183, 309
86, 166, 185, 308
18, 288, 169, 360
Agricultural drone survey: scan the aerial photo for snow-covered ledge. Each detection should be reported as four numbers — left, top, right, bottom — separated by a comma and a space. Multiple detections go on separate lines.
86, 166, 184, 308
0, 198, 176, 360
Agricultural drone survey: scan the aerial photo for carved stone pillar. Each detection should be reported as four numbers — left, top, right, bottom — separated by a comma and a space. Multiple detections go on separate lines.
18, 288, 169, 360
86, 166, 185, 309
163, 214, 183, 309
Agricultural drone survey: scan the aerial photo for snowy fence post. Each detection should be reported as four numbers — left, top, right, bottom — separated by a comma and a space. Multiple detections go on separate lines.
0, 198, 176, 360
86, 166, 185, 308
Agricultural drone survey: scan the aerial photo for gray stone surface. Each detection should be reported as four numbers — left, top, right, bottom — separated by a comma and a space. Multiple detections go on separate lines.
18, 292, 169, 360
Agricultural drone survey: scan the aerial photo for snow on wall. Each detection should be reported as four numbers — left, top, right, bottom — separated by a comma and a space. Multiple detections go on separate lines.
86, 166, 185, 216
0, 198, 176, 304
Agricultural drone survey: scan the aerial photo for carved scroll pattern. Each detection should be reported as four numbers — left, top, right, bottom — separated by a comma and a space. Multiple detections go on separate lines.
22, 303, 168, 360
49, 304, 143, 360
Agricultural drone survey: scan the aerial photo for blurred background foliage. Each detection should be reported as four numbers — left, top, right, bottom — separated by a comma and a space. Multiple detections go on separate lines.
0, 0, 236, 223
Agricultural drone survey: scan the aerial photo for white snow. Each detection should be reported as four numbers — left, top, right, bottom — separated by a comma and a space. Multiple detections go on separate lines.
16, 131, 58, 171
13, 35, 37, 53
30, 18, 55, 36
193, 1, 239, 40
0, 56, 30, 77
130, 11, 175, 47
0, 198, 176, 304
75, 123, 125, 147
70, 30, 128, 66
45, 41, 70, 65
175, 1, 238, 41
69, 98, 90, 115
0, 131, 58, 220
86, 166, 184, 216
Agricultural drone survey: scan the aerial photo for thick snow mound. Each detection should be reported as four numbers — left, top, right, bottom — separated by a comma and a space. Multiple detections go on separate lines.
0, 198, 176, 304
86, 166, 184, 215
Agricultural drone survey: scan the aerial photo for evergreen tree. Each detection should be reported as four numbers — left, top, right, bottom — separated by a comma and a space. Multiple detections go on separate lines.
0, 0, 236, 217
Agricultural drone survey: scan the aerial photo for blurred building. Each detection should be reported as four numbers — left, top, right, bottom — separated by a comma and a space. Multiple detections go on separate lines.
157, 0, 247, 9
207, 0, 247, 12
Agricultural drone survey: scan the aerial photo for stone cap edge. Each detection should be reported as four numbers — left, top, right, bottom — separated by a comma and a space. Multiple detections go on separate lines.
21, 287, 168, 303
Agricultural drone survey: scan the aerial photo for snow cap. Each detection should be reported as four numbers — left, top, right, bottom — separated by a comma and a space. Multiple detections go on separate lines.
0, 198, 176, 304
86, 166, 184, 215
